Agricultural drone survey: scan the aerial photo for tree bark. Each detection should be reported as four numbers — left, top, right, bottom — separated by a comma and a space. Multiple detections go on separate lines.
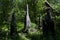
43, 2, 56, 40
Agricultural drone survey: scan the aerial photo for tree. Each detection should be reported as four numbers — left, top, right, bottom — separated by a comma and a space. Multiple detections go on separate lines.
10, 11, 18, 40
42, 1, 56, 40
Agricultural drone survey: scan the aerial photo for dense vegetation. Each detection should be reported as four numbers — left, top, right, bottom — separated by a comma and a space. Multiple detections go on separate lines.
0, 0, 60, 40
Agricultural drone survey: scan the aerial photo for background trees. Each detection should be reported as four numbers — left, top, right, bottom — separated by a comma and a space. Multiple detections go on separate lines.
0, 0, 60, 40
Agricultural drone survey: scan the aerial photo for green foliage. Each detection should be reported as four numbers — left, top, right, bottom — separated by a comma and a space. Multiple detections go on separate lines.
17, 22, 24, 31
0, 0, 14, 27
26, 30, 43, 40
31, 23, 37, 28
55, 16, 60, 29
0, 0, 60, 40
54, 16, 60, 40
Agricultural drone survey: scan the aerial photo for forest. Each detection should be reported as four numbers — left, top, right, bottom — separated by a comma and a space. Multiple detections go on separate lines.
0, 0, 60, 40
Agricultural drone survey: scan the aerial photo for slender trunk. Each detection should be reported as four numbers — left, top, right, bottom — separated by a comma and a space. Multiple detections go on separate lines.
23, 4, 31, 33
10, 12, 17, 40
43, 1, 56, 40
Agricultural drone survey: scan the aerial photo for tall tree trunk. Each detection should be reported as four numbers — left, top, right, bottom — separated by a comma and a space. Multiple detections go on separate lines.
10, 12, 17, 40
43, 1, 56, 40
22, 4, 31, 33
